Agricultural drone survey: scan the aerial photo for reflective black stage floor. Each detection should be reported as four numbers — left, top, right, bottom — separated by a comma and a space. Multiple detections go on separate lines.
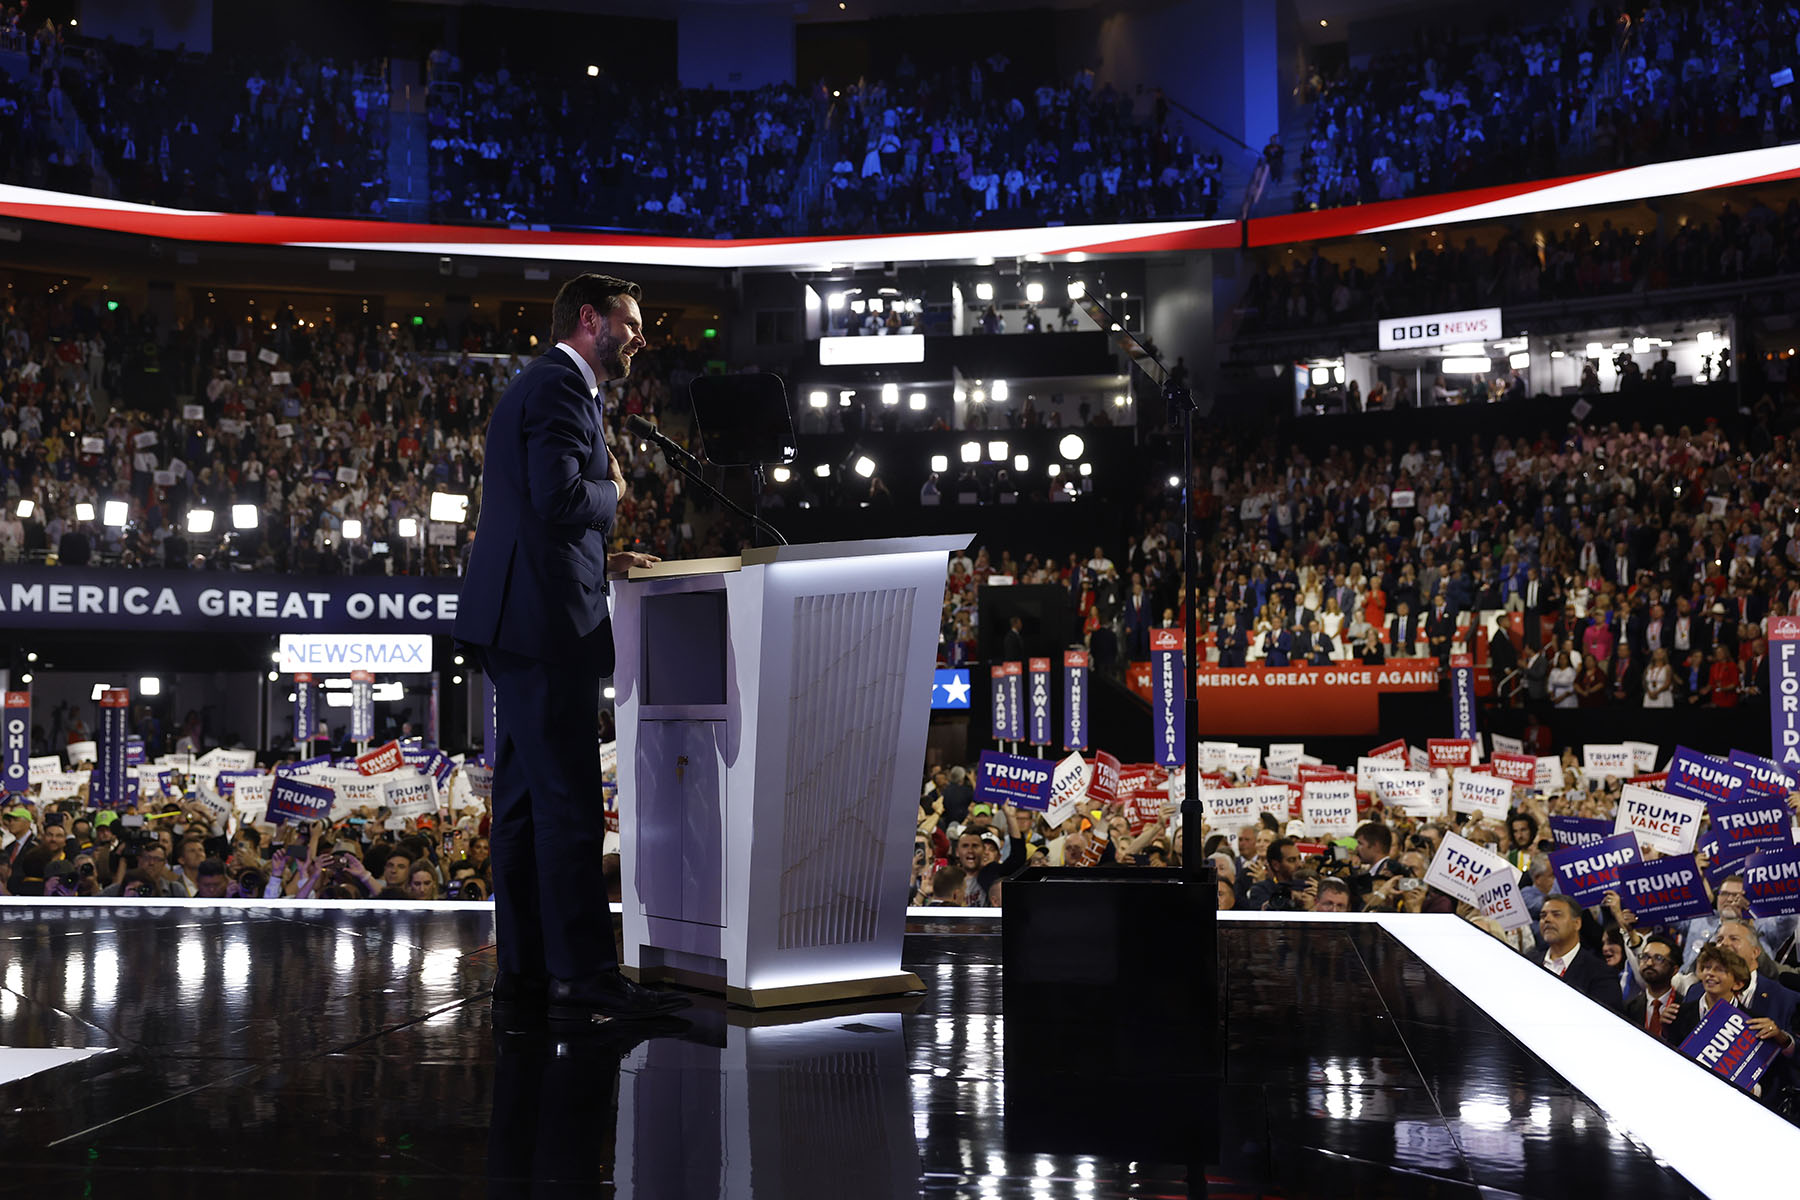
0, 906, 1702, 1198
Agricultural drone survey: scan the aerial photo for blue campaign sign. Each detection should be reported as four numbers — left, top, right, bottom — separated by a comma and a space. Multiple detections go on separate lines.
1550, 832, 1642, 907
1741, 845, 1800, 918
265, 777, 333, 825
1664, 746, 1748, 805
1679, 1000, 1779, 1092
931, 668, 971, 710
1726, 750, 1793, 801
1616, 857, 1714, 925
1549, 815, 1613, 851
1707, 797, 1796, 857
974, 749, 1053, 811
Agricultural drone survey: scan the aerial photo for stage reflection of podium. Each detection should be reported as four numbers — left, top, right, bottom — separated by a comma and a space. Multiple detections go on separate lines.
616, 1012, 919, 1199
612, 535, 966, 1008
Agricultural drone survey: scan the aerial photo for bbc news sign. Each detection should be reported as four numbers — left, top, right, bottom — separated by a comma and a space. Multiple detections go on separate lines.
279, 634, 434, 673
1377, 307, 1503, 351
0, 568, 460, 632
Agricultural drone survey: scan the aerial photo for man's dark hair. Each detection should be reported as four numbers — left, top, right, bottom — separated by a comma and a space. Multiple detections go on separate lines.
1354, 822, 1392, 854
1507, 809, 1539, 840
1542, 893, 1582, 921
1317, 877, 1354, 906
196, 858, 227, 878
237, 827, 262, 850
1265, 836, 1296, 864
1640, 932, 1678, 961
551, 274, 642, 342
931, 866, 966, 899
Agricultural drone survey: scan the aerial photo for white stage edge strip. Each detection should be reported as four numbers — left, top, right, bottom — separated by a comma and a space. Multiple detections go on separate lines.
0, 1048, 112, 1087
1227, 912, 1800, 1197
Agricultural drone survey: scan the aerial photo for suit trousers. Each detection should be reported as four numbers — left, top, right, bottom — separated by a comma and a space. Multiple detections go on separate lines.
484, 631, 617, 981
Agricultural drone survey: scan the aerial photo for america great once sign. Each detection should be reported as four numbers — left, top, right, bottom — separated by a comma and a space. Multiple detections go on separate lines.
0, 568, 459, 633
1127, 659, 1442, 737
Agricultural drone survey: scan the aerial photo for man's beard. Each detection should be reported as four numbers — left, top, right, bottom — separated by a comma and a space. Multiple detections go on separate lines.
595, 333, 633, 381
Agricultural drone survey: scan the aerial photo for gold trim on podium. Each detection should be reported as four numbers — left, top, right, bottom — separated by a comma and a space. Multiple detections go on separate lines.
624, 963, 926, 1009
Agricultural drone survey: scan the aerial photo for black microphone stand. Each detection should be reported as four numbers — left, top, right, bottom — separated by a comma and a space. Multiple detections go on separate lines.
632, 419, 789, 547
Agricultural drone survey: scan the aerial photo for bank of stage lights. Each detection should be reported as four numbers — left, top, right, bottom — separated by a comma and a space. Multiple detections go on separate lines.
49, 495, 471, 541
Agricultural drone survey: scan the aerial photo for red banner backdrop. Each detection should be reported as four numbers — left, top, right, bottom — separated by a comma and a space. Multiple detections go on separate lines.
1127, 659, 1441, 736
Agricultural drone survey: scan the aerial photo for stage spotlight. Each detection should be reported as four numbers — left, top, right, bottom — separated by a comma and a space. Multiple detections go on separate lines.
930, 454, 949, 472
1059, 433, 1085, 459
75, 502, 96, 522
960, 441, 981, 464
342, 518, 363, 540
586, 64, 599, 76
14, 499, 31, 518
1047, 464, 1062, 477
232, 503, 259, 529
991, 380, 1009, 402
18, 673, 29, 684
826, 292, 845, 311
808, 390, 828, 409
1025, 282, 1044, 303
186, 509, 215, 534
1067, 280, 1086, 300
1079, 463, 1093, 477
139, 676, 161, 697
813, 463, 831, 478
853, 455, 876, 479
1013, 454, 1030, 472
975, 282, 994, 301
987, 440, 1008, 462
103, 500, 128, 527
771, 466, 792, 483
881, 383, 899, 406
909, 392, 927, 411
397, 517, 418, 538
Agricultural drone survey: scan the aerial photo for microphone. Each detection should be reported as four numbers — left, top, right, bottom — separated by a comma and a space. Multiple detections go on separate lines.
626, 414, 701, 472
620, 415, 788, 547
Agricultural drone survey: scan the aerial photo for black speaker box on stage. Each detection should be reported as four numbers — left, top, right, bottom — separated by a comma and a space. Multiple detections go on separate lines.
1001, 863, 1219, 1164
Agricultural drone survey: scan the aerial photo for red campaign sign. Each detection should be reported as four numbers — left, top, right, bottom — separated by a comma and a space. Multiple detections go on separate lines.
1150, 628, 1183, 653
1126, 788, 1166, 835
1297, 764, 1351, 782
1088, 751, 1122, 804
1293, 841, 1329, 857
1493, 753, 1537, 784
1368, 738, 1408, 761
1772, 616, 1800, 641
1064, 649, 1090, 669
1629, 772, 1669, 789
100, 688, 131, 709
1428, 738, 1475, 768
1464, 763, 1497, 776
357, 739, 403, 775
3, 691, 26, 706
1028, 657, 1051, 673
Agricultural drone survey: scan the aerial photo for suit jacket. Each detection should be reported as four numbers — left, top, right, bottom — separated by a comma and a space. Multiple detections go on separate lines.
455, 349, 620, 667
1527, 944, 1624, 1012
1388, 614, 1419, 651
1625, 987, 1682, 1036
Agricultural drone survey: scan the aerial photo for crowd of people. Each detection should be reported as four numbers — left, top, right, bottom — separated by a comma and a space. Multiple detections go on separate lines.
0, 289, 717, 572
813, 55, 1223, 234
1293, 4, 1800, 213
424, 48, 815, 234
1238, 196, 1800, 335
938, 402, 1800, 711
910, 746, 1800, 1116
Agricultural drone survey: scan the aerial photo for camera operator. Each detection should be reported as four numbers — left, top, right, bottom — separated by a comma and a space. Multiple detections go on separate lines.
1244, 837, 1316, 911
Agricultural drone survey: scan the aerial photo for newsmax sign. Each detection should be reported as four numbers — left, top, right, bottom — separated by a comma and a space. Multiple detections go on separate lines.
0, 568, 460, 633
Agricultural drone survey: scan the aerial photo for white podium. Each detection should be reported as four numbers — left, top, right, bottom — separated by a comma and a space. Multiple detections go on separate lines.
613, 535, 965, 1007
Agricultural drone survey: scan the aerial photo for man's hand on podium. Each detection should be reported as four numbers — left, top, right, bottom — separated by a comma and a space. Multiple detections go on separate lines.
608, 550, 662, 578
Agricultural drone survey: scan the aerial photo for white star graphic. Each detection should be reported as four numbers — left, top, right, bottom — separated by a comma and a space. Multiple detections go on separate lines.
942, 674, 971, 705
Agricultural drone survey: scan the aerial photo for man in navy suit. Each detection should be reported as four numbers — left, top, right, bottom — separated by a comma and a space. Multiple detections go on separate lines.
1527, 895, 1623, 1012
456, 273, 687, 1028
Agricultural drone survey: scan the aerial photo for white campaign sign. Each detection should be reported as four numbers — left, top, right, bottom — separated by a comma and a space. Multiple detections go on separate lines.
1452, 769, 1514, 820
1302, 780, 1358, 838
1489, 733, 1524, 757
38, 770, 86, 801
1583, 744, 1634, 780
1623, 741, 1660, 775
1265, 743, 1304, 780
1046, 752, 1091, 826
1377, 771, 1438, 817
66, 740, 96, 765
1534, 756, 1562, 793
28, 755, 61, 783
1614, 783, 1705, 855
1198, 741, 1237, 773
1424, 830, 1510, 906
233, 775, 272, 817
384, 774, 438, 817
1473, 861, 1533, 931
198, 747, 258, 771
1357, 756, 1405, 792
1222, 746, 1262, 778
